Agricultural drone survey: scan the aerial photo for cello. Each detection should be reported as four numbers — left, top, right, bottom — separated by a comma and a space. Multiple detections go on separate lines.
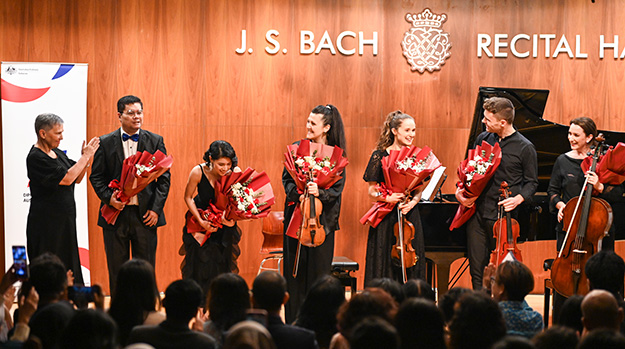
490, 181, 522, 266
293, 172, 325, 277
551, 134, 613, 297
392, 198, 418, 284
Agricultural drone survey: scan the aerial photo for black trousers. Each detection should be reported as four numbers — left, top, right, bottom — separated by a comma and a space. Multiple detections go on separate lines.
466, 213, 496, 290
283, 232, 335, 324
102, 206, 158, 293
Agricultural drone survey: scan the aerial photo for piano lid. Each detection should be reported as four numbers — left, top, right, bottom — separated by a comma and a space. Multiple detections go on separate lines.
469, 87, 625, 192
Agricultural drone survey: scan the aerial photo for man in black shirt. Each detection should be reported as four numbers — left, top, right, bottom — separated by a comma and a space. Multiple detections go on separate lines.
455, 97, 538, 290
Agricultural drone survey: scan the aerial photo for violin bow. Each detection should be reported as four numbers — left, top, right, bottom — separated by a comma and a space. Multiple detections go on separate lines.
397, 208, 407, 284
293, 185, 307, 278
293, 169, 315, 278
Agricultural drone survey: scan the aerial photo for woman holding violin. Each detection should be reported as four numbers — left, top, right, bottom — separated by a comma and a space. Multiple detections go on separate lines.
363, 111, 426, 286
547, 117, 623, 321
282, 104, 347, 324
181, 140, 240, 296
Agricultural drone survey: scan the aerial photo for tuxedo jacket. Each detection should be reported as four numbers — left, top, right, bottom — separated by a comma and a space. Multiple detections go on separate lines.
90, 128, 171, 228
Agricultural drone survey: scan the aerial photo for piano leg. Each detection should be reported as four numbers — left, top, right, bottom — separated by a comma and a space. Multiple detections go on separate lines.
425, 251, 467, 302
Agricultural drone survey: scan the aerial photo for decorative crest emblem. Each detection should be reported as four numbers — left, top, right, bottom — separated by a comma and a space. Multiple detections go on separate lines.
5, 66, 16, 75
401, 9, 451, 73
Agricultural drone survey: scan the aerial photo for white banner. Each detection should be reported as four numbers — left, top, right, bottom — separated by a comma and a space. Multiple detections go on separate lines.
1, 62, 90, 284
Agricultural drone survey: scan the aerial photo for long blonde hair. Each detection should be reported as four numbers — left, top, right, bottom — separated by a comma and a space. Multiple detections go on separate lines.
375, 110, 414, 151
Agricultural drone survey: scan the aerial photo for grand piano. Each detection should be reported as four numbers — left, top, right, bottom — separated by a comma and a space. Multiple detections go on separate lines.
421, 86, 625, 298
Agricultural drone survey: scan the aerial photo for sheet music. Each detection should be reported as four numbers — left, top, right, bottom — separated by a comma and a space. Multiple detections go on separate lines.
422, 166, 446, 201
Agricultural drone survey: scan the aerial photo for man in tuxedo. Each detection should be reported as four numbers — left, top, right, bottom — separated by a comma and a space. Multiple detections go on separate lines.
90, 95, 170, 292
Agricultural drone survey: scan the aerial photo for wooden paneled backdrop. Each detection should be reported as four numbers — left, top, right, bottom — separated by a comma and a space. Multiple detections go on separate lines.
2, 0, 625, 294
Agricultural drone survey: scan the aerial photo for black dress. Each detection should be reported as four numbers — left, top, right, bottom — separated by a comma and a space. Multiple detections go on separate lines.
26, 146, 84, 285
182, 165, 241, 296
363, 149, 426, 286
282, 162, 345, 324
547, 153, 623, 249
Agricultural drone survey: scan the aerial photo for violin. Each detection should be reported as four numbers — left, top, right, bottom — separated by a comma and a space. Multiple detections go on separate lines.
490, 181, 522, 266
293, 174, 326, 278
298, 189, 325, 248
551, 134, 613, 297
392, 200, 418, 283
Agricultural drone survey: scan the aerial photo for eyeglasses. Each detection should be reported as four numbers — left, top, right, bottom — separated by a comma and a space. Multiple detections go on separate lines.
123, 110, 143, 117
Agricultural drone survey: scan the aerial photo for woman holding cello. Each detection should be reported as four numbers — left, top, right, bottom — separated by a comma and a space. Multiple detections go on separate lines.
363, 111, 426, 286
547, 117, 623, 321
548, 117, 622, 249
282, 104, 347, 324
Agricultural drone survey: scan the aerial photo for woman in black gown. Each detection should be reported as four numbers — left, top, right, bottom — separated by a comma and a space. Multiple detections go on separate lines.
282, 104, 347, 324
26, 113, 100, 285
363, 110, 426, 286
182, 140, 240, 296
548, 117, 622, 250
547, 116, 623, 322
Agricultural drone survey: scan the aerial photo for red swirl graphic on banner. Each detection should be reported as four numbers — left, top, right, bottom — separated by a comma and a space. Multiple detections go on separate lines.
1, 78, 50, 103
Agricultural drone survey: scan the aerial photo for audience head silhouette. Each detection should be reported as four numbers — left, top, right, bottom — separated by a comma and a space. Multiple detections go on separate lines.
251, 271, 288, 314
448, 291, 506, 349
349, 316, 399, 349
492, 260, 534, 301
207, 272, 251, 331
59, 309, 119, 349
581, 289, 624, 335
223, 320, 276, 349
163, 279, 204, 323
585, 250, 625, 299
396, 298, 446, 349
29, 252, 68, 304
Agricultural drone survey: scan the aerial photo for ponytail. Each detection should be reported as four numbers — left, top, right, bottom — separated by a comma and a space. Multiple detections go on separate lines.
375, 110, 413, 151
311, 104, 347, 156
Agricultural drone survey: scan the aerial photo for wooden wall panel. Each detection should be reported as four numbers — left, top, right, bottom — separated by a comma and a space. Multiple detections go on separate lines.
3, 0, 625, 293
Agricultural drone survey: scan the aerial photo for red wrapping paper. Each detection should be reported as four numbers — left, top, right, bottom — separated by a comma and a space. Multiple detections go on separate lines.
449, 141, 502, 230
360, 146, 441, 228
101, 150, 173, 225
184, 204, 224, 246
283, 140, 348, 238
184, 167, 275, 246
581, 142, 625, 185
214, 167, 276, 221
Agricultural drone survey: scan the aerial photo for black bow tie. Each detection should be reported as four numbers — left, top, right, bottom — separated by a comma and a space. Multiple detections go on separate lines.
122, 133, 139, 142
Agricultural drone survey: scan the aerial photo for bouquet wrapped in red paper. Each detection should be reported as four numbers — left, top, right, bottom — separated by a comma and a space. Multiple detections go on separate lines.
360, 146, 441, 228
448, 141, 502, 230
101, 150, 173, 225
214, 167, 276, 221
581, 142, 625, 185
184, 203, 224, 246
283, 139, 349, 238
184, 167, 275, 246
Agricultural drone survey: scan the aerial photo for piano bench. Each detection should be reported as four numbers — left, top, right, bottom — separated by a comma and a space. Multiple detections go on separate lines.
331, 256, 359, 295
